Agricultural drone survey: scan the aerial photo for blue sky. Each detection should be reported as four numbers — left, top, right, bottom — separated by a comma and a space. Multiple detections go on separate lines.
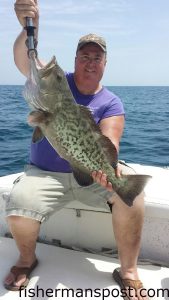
1, 0, 169, 86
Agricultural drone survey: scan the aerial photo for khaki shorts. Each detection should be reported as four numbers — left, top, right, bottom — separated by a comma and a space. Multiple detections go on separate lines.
6, 163, 135, 222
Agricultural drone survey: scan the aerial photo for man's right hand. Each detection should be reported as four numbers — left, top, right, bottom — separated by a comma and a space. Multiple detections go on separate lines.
91, 171, 113, 192
14, 0, 39, 28
91, 164, 122, 192
13, 0, 39, 77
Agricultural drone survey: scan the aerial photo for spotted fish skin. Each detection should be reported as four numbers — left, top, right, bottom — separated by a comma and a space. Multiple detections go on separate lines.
23, 55, 151, 207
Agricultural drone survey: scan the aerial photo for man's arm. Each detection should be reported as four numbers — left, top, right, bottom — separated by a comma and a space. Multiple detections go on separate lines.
13, 0, 39, 77
99, 115, 124, 153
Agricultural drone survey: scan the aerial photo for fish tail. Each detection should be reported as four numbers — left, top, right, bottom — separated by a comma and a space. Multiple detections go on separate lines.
115, 174, 151, 207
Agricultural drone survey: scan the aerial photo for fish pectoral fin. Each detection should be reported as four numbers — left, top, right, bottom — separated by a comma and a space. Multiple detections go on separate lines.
28, 110, 52, 126
72, 166, 94, 186
32, 127, 44, 143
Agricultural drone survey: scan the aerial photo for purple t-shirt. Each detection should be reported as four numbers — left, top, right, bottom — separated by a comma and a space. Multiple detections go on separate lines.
30, 72, 125, 172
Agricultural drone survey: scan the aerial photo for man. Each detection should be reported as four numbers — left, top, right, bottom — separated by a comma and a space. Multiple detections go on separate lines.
4, 1, 148, 299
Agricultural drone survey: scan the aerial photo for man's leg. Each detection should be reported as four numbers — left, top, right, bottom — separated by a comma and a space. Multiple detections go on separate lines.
112, 192, 148, 299
112, 192, 144, 278
3, 166, 73, 290
4, 216, 40, 288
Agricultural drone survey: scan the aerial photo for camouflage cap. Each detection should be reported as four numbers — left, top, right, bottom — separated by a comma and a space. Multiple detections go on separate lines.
76, 33, 107, 53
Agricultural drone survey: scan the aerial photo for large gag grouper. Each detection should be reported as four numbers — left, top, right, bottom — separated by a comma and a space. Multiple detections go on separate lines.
23, 53, 151, 207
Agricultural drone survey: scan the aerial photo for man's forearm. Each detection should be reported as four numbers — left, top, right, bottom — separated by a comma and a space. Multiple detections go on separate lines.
13, 30, 30, 77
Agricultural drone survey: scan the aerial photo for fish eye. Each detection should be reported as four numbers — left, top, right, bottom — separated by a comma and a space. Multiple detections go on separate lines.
57, 74, 63, 82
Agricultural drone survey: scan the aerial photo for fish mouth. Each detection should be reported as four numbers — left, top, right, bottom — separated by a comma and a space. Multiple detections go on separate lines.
24, 55, 58, 112
29, 50, 44, 68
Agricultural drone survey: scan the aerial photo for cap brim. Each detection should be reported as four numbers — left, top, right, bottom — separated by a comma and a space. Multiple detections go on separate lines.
77, 41, 106, 52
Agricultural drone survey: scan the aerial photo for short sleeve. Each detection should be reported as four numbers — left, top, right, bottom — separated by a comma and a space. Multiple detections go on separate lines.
101, 95, 125, 119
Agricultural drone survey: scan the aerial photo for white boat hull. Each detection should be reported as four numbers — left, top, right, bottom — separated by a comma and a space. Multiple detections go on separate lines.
0, 163, 169, 299
0, 163, 169, 263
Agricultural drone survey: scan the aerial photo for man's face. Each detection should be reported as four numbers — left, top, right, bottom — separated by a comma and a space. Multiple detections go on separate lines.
74, 43, 107, 87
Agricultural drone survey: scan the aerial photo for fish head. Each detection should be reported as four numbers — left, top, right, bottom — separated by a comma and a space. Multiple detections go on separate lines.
23, 54, 73, 112
38, 56, 68, 98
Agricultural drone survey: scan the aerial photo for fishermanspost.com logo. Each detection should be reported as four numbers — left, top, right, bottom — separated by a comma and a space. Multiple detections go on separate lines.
19, 285, 169, 299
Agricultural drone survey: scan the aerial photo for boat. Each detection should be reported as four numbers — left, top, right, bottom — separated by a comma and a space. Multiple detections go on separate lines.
0, 163, 169, 299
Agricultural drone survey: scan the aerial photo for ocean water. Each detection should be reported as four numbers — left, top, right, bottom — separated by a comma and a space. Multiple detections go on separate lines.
0, 85, 169, 177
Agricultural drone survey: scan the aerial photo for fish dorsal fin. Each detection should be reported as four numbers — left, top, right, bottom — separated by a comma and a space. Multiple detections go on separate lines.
78, 105, 118, 167
98, 135, 118, 168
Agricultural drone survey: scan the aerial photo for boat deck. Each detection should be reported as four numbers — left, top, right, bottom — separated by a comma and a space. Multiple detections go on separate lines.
0, 237, 169, 300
